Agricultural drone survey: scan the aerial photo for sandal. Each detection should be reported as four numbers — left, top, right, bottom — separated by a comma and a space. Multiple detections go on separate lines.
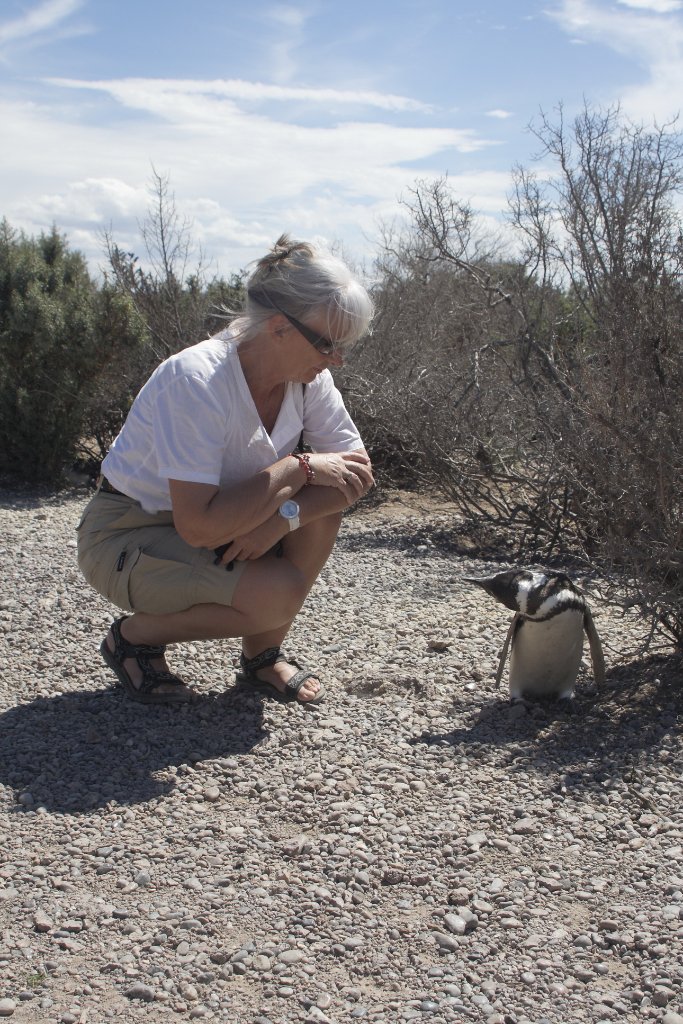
237, 646, 324, 705
100, 616, 193, 705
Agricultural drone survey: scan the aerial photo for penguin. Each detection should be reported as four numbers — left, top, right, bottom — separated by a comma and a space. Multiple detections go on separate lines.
463, 569, 605, 701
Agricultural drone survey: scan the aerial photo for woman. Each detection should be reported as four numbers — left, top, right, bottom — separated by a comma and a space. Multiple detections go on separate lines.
77, 234, 374, 706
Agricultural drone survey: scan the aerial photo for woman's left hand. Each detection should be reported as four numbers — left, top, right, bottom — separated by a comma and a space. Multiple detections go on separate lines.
307, 451, 374, 501
215, 514, 287, 564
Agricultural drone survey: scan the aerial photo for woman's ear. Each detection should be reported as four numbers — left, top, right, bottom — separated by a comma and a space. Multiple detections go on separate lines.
272, 314, 290, 339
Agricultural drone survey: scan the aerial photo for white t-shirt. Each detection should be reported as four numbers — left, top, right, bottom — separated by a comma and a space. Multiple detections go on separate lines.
101, 333, 364, 513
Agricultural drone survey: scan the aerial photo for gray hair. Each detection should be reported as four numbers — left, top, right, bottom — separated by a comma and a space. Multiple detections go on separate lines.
227, 234, 373, 347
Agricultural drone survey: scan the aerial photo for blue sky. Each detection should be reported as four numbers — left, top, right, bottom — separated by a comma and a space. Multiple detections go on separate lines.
1, 0, 682, 278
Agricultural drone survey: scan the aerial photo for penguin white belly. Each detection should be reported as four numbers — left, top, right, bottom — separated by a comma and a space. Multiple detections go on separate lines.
508, 611, 584, 699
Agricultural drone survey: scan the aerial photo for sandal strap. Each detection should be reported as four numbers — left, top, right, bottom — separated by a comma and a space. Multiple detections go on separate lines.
284, 668, 315, 698
135, 657, 187, 695
240, 646, 284, 676
238, 648, 321, 703
240, 646, 312, 693
111, 616, 166, 660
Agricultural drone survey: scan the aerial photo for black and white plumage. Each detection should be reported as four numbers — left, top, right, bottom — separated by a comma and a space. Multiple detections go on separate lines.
464, 569, 605, 700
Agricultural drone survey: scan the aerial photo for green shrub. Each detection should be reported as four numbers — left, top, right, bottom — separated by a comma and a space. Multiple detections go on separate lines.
0, 221, 147, 483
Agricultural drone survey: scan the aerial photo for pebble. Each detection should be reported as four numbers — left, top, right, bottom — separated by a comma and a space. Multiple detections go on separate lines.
444, 914, 467, 935
0, 1001, 15, 1018
124, 983, 155, 1002
0, 487, 679, 1024
278, 949, 305, 964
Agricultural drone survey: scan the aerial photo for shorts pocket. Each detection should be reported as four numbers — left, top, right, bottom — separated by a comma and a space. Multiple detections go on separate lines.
102, 546, 143, 613
127, 551, 192, 615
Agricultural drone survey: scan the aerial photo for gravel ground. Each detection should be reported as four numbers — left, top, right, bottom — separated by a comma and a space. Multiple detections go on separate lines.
0, 484, 681, 1024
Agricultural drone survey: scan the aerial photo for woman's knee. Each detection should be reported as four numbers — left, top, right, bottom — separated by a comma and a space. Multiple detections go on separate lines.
285, 511, 342, 567
233, 560, 307, 627
316, 510, 343, 538
278, 564, 309, 617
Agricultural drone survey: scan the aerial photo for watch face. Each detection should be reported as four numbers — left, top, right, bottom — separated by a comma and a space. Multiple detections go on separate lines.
280, 500, 300, 519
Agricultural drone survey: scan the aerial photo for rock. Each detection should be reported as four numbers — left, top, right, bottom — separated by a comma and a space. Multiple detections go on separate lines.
654, 988, 676, 1007
444, 914, 467, 935
278, 949, 305, 964
0, 1000, 15, 1018
512, 818, 537, 835
124, 983, 155, 1002
433, 931, 460, 952
466, 831, 488, 847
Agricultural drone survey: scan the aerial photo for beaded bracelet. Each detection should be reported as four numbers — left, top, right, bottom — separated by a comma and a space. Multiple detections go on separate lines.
290, 451, 315, 485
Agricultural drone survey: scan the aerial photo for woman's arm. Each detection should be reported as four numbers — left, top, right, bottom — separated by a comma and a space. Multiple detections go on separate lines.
209, 448, 375, 564
169, 456, 302, 549
170, 449, 373, 549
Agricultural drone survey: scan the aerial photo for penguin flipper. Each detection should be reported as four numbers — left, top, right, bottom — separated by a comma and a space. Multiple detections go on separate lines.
583, 606, 605, 685
495, 613, 520, 689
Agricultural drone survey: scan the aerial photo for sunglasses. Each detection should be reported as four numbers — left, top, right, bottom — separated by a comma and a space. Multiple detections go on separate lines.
248, 287, 337, 356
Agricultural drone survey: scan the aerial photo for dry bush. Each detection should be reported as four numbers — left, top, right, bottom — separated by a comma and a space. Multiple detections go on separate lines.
341, 105, 683, 647
511, 105, 683, 644
342, 182, 572, 548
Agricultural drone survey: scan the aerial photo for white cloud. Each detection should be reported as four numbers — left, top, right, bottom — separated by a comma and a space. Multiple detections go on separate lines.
485, 108, 515, 119
439, 171, 514, 213
0, 0, 84, 46
267, 4, 312, 29
548, 0, 683, 122
44, 78, 493, 167
0, 76, 504, 275
21, 178, 148, 224
49, 75, 434, 113
617, 0, 681, 11
263, 4, 314, 85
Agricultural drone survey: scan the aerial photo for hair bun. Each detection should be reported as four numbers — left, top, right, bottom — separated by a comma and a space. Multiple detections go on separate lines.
272, 233, 294, 256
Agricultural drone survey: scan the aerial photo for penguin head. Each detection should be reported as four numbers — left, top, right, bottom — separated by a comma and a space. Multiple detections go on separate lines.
464, 569, 584, 619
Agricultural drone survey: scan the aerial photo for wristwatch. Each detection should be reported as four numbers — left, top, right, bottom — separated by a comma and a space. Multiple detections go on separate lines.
278, 499, 300, 531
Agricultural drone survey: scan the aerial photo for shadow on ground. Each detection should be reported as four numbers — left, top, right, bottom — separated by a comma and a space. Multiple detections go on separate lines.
0, 483, 87, 513
0, 686, 267, 814
339, 505, 596, 570
413, 652, 682, 793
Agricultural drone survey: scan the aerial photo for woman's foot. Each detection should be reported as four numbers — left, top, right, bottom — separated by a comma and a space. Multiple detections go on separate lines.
101, 617, 194, 704
252, 659, 321, 702
239, 647, 323, 704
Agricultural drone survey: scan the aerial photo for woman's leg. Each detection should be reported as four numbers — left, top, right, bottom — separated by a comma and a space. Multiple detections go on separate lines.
104, 512, 342, 700
239, 512, 342, 699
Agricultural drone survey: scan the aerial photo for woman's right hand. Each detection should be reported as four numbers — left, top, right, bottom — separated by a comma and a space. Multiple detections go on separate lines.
308, 451, 375, 503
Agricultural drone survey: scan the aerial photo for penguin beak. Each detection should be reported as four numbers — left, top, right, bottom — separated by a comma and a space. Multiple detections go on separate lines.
462, 574, 519, 612
463, 575, 494, 591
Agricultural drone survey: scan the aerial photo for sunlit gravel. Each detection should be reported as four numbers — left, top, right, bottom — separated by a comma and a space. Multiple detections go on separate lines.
0, 485, 681, 1024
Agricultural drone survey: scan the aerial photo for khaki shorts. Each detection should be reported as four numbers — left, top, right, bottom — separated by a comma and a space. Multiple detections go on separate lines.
76, 491, 247, 615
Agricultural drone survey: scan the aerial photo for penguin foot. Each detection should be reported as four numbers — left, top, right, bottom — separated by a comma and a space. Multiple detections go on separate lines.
506, 697, 530, 719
